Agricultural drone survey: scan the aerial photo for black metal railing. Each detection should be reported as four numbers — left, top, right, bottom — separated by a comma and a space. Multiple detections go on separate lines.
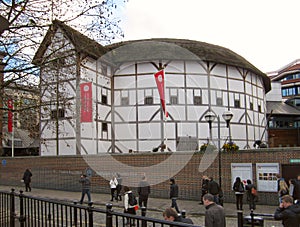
237, 209, 275, 227
0, 189, 198, 227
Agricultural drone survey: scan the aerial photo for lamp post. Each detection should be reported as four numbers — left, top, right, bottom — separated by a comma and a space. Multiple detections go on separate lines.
205, 110, 233, 188
204, 111, 216, 143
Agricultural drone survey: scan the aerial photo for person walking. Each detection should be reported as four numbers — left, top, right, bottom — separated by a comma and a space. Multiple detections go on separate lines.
278, 179, 289, 203
203, 193, 226, 227
233, 177, 245, 210
207, 177, 221, 205
138, 175, 150, 208
116, 173, 123, 201
274, 195, 300, 227
109, 175, 118, 202
79, 174, 92, 204
245, 179, 257, 210
199, 175, 209, 204
123, 186, 137, 226
169, 178, 180, 213
22, 168, 32, 192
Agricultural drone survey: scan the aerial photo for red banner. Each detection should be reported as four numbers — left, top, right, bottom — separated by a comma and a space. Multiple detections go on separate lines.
154, 70, 168, 117
80, 82, 93, 122
7, 99, 13, 132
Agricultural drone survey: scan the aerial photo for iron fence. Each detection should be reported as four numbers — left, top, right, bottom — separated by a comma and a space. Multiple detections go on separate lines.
0, 189, 199, 227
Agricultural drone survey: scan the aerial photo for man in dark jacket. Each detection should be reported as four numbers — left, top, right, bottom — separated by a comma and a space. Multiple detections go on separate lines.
203, 193, 226, 227
79, 174, 92, 204
274, 195, 300, 226
170, 178, 180, 213
22, 169, 32, 192
200, 175, 209, 204
207, 177, 221, 205
138, 175, 150, 208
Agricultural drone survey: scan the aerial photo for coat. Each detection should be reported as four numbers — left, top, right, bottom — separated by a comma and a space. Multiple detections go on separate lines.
205, 203, 226, 227
22, 169, 32, 184
274, 204, 300, 227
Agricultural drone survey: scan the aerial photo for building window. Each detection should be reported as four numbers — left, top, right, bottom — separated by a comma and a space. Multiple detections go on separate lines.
194, 96, 202, 105
102, 95, 107, 104
145, 96, 153, 105
216, 97, 223, 106
102, 122, 108, 132
234, 99, 240, 108
258, 104, 262, 113
121, 97, 129, 105
250, 102, 253, 110
51, 109, 65, 119
170, 96, 178, 105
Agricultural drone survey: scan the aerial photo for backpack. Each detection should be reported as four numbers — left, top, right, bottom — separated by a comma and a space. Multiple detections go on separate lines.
238, 183, 244, 192
251, 187, 258, 196
128, 192, 137, 206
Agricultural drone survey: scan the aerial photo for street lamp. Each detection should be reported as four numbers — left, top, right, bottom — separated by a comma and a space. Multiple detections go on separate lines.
204, 111, 216, 142
205, 110, 233, 189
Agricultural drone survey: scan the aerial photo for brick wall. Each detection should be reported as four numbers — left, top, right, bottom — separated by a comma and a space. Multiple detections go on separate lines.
0, 148, 299, 205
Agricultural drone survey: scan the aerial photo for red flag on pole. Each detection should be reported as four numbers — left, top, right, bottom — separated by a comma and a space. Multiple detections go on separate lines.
7, 99, 13, 132
154, 70, 168, 117
80, 82, 93, 122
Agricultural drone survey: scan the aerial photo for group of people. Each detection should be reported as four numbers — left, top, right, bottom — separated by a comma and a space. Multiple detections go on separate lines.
200, 175, 223, 206
274, 174, 300, 226
232, 177, 257, 211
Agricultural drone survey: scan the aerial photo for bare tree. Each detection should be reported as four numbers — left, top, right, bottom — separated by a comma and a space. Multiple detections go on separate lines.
0, 0, 127, 155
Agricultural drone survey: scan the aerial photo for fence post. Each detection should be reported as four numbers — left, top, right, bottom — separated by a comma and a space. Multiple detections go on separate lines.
106, 203, 113, 227
237, 210, 243, 227
141, 206, 147, 227
87, 202, 94, 227
10, 188, 15, 227
181, 210, 186, 218
19, 190, 25, 227
250, 209, 254, 227
73, 200, 78, 227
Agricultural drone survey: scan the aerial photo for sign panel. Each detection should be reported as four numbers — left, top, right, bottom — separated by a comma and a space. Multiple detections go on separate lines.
231, 163, 252, 187
256, 163, 279, 192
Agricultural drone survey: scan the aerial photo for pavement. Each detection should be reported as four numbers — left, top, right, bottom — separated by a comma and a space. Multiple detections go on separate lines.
0, 184, 278, 220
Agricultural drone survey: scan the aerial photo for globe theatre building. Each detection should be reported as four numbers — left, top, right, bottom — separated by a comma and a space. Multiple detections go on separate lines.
33, 20, 271, 155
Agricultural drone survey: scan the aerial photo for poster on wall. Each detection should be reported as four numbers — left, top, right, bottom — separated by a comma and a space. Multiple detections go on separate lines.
231, 163, 253, 188
256, 163, 279, 192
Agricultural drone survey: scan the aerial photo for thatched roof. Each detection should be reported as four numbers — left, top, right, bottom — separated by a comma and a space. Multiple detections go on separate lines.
33, 21, 271, 92
33, 20, 107, 65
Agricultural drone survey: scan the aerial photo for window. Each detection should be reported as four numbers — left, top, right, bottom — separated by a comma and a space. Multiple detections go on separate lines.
193, 96, 202, 105
258, 104, 262, 113
216, 97, 223, 106
170, 96, 178, 105
51, 109, 65, 119
121, 97, 129, 105
102, 95, 107, 104
250, 102, 253, 110
234, 99, 240, 108
144, 96, 153, 105
102, 122, 108, 132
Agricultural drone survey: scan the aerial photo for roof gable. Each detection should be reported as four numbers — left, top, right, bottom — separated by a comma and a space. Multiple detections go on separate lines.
33, 20, 107, 65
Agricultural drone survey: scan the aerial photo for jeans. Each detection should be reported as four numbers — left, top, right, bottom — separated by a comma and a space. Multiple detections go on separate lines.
171, 198, 180, 213
80, 189, 91, 204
